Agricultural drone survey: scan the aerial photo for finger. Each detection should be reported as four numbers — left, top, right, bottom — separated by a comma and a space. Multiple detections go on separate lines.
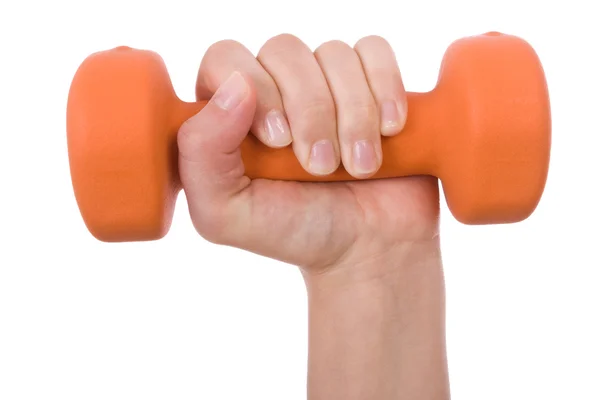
354, 35, 408, 136
315, 40, 381, 179
196, 39, 292, 148
178, 71, 256, 244
257, 34, 340, 176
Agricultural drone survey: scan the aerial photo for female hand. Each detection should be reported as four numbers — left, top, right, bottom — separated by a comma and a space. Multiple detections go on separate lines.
177, 34, 449, 399
177, 34, 441, 277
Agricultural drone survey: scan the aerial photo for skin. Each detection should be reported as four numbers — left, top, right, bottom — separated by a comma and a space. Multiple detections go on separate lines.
177, 34, 450, 400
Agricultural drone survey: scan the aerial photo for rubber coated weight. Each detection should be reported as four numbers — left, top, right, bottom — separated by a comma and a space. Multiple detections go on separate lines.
66, 32, 551, 242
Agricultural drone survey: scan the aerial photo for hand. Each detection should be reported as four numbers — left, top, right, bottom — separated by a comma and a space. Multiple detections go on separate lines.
177, 34, 449, 399
177, 34, 441, 276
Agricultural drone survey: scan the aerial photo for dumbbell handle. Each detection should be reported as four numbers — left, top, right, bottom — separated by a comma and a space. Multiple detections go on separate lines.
171, 92, 438, 183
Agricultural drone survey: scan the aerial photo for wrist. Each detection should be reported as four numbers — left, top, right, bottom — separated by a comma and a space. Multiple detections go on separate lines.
301, 236, 443, 289
300, 237, 450, 400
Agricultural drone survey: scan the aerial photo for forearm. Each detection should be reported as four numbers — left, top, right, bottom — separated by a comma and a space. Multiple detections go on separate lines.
302, 240, 450, 400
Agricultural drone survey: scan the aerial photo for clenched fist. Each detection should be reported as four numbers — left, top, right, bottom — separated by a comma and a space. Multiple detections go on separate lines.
177, 34, 441, 275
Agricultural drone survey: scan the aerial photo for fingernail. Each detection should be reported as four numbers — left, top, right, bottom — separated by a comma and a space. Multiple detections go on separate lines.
353, 140, 378, 175
265, 109, 292, 147
380, 100, 405, 135
309, 140, 337, 175
212, 71, 248, 110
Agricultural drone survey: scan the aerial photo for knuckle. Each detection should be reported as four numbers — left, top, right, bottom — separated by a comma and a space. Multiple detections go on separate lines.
259, 33, 305, 58
315, 39, 351, 54
300, 96, 336, 122
340, 101, 379, 136
200, 40, 249, 90
204, 39, 246, 59
354, 34, 390, 50
346, 99, 378, 119
252, 79, 281, 108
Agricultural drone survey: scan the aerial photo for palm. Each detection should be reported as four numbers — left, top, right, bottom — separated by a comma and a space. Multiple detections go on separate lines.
246, 175, 441, 269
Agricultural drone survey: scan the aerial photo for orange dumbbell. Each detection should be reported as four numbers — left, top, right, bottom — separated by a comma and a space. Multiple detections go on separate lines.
66, 32, 551, 242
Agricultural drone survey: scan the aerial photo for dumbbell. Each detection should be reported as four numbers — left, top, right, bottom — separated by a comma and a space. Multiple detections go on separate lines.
66, 32, 551, 242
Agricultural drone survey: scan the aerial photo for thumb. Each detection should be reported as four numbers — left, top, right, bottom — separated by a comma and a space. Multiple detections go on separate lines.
177, 71, 256, 243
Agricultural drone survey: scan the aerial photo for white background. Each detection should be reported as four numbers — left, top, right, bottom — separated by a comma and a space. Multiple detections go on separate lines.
1, 1, 598, 399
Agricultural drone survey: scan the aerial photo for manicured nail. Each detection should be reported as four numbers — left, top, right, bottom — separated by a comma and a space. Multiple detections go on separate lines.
265, 109, 292, 147
353, 140, 378, 175
380, 100, 405, 135
309, 140, 337, 175
212, 71, 248, 110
